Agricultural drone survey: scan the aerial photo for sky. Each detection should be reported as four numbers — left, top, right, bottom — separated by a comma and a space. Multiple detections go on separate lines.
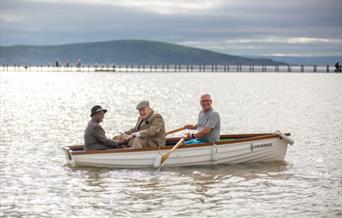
0, 0, 341, 57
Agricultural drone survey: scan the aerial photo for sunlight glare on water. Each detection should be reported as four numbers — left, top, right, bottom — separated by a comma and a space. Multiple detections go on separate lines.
0, 71, 341, 217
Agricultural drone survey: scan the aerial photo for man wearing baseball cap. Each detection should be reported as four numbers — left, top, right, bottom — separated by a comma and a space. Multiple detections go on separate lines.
84, 105, 124, 150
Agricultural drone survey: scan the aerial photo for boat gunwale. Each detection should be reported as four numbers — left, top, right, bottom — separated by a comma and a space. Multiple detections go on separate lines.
65, 133, 290, 156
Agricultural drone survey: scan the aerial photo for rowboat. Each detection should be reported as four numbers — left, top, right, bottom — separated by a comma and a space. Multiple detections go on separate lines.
62, 131, 293, 168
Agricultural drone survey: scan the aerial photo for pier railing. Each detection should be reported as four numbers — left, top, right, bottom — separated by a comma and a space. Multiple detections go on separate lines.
0, 64, 340, 73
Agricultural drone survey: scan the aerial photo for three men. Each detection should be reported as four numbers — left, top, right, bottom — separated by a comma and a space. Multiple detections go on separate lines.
119, 101, 166, 148
84, 95, 220, 150
184, 94, 221, 143
84, 105, 124, 150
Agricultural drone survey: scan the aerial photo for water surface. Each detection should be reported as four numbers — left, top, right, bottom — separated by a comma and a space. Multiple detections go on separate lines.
0, 71, 341, 217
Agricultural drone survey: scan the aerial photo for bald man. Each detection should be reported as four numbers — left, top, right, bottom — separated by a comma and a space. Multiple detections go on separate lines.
184, 94, 221, 143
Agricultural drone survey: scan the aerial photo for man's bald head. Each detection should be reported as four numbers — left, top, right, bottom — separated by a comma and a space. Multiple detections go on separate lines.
200, 94, 213, 112
201, 94, 212, 100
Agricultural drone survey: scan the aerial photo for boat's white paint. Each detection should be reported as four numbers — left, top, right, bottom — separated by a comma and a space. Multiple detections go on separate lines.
63, 136, 290, 168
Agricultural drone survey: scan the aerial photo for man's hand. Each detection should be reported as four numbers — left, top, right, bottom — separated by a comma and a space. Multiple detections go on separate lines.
126, 134, 134, 140
117, 138, 127, 145
114, 134, 132, 142
184, 132, 192, 140
184, 124, 196, 129
117, 134, 133, 144
113, 134, 123, 140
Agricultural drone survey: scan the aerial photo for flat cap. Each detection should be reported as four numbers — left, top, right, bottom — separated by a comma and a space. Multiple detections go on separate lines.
136, 100, 149, 109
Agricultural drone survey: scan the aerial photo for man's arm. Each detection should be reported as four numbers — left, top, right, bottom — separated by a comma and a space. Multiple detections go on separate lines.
134, 117, 164, 138
184, 124, 197, 130
192, 127, 212, 138
191, 112, 220, 139
124, 128, 135, 135
93, 125, 119, 147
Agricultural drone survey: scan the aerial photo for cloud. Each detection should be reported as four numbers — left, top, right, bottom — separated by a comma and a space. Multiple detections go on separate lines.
223, 37, 341, 45
1, 0, 341, 57
27, 0, 224, 14
0, 14, 23, 23
180, 36, 342, 56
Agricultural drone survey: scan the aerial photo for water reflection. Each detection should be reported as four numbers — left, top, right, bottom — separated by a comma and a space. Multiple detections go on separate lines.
1, 72, 341, 217
62, 161, 292, 211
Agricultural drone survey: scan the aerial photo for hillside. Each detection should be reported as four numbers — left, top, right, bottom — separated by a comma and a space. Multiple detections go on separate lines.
0, 40, 285, 65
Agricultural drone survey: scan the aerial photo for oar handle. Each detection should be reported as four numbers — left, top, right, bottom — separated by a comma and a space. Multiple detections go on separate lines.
168, 138, 185, 153
165, 127, 185, 135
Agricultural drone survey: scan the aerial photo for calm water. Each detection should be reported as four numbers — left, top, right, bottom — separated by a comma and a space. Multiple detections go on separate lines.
0, 71, 341, 217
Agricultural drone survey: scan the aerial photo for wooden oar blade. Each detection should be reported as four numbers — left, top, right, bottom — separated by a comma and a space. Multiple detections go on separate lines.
161, 153, 169, 164
159, 138, 185, 166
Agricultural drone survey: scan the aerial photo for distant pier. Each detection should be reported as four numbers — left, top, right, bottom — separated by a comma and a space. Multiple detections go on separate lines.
0, 64, 340, 73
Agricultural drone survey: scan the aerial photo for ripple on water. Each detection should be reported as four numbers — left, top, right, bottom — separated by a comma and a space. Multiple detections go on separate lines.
0, 72, 341, 217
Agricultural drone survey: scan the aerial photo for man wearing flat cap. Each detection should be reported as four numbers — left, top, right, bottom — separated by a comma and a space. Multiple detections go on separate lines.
117, 101, 166, 148
84, 105, 124, 150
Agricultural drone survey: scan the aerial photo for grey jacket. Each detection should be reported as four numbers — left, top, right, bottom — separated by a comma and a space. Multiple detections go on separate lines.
84, 118, 119, 150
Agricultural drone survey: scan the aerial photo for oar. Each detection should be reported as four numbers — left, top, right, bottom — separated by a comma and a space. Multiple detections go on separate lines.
165, 127, 185, 136
160, 137, 186, 167
152, 127, 186, 168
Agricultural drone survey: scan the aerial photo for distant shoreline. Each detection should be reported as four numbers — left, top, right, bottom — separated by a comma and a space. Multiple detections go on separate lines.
0, 64, 341, 73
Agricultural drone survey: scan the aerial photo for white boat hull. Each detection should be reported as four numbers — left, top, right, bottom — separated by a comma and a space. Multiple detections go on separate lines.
63, 134, 290, 168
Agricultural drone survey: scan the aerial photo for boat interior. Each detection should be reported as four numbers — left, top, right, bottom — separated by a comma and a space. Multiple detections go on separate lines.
65, 133, 288, 153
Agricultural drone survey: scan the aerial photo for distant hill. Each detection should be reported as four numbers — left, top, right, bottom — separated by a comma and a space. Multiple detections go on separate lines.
0, 40, 285, 65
